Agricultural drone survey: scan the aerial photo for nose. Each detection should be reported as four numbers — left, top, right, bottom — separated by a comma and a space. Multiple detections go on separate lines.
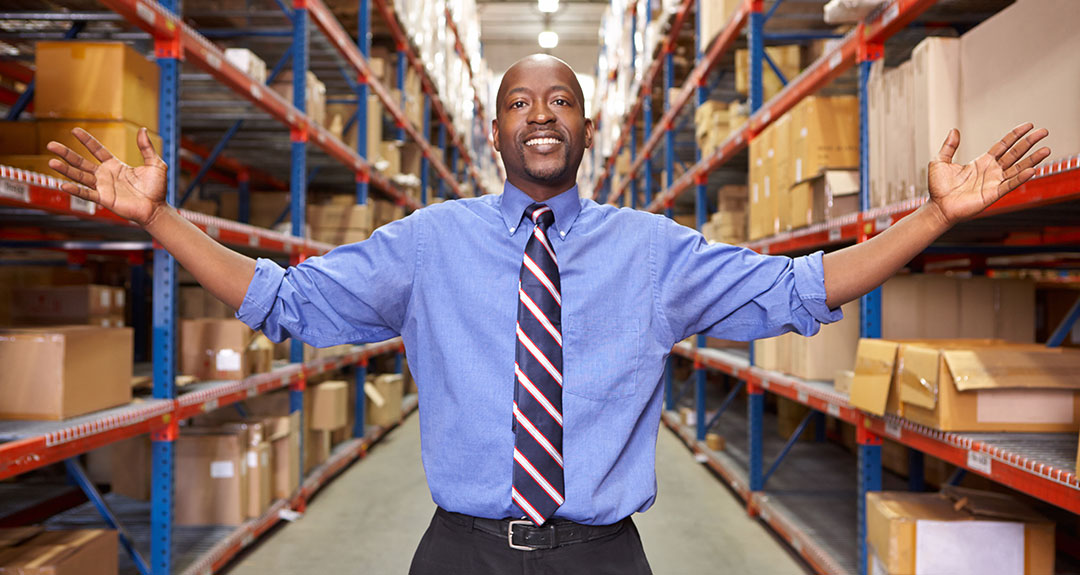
528, 100, 554, 124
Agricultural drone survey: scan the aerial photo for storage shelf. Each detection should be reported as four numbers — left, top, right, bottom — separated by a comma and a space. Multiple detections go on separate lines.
0, 164, 337, 257
0, 338, 402, 481
40, 393, 417, 575
671, 342, 1080, 515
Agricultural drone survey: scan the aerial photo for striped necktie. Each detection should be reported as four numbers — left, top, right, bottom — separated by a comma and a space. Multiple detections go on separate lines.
511, 202, 565, 526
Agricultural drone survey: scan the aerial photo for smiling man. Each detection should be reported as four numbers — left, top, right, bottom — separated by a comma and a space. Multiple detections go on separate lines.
46, 53, 1048, 574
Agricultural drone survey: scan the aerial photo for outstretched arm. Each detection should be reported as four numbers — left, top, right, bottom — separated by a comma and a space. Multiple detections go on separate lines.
47, 128, 256, 310
822, 123, 1050, 309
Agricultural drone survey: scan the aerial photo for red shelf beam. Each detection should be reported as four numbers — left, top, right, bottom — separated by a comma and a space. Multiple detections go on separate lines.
180, 137, 288, 192
0, 339, 403, 482
94, 0, 421, 211
670, 343, 1080, 516
307, 0, 465, 199
443, 8, 503, 183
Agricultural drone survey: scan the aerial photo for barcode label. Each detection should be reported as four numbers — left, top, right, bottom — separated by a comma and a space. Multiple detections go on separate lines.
207, 225, 219, 238
827, 404, 840, 417
206, 53, 222, 70
885, 421, 902, 439
248, 235, 259, 247
797, 391, 808, 403
203, 399, 219, 412
0, 179, 29, 201
828, 228, 841, 241
136, 2, 156, 24
883, 3, 899, 25
967, 450, 992, 474
70, 196, 96, 214
247, 387, 258, 398
250, 85, 263, 100
791, 537, 803, 553
761, 110, 771, 124
875, 216, 892, 232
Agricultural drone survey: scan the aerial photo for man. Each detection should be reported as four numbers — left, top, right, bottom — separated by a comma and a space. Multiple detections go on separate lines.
47, 54, 1048, 573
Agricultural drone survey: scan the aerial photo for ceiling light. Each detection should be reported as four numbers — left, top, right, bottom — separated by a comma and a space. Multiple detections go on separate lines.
538, 30, 559, 49
538, 0, 558, 13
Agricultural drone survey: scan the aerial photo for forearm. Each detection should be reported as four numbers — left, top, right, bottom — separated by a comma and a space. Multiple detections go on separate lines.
822, 203, 950, 308
145, 207, 256, 310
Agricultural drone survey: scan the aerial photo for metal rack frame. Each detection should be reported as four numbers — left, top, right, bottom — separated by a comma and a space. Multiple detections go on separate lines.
589, 0, 1080, 573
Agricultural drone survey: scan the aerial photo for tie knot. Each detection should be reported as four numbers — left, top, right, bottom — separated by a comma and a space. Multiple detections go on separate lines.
525, 203, 555, 229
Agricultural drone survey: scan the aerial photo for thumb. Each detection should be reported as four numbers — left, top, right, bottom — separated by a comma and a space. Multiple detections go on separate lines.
137, 127, 160, 166
936, 128, 960, 163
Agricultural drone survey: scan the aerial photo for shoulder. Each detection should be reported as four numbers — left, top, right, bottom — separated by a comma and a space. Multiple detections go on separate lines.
576, 198, 670, 230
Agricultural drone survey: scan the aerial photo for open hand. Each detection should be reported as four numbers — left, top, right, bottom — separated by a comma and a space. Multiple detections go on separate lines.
46, 127, 169, 228
926, 124, 1050, 228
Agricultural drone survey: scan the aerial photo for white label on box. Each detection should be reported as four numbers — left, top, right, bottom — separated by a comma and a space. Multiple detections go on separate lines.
694, 453, 707, 464
875, 216, 892, 232
210, 461, 235, 478
249, 235, 259, 247
0, 179, 29, 201
247, 452, 258, 468
250, 85, 262, 100
752, 184, 759, 203
976, 388, 1074, 424
206, 53, 222, 70
914, 519, 1023, 575
247, 387, 258, 398
797, 391, 808, 404
828, 228, 842, 242
795, 158, 803, 181
827, 404, 840, 417
136, 2, 156, 24
101, 290, 111, 308
885, 420, 902, 439
761, 110, 771, 124
216, 349, 242, 372
70, 196, 96, 214
828, 51, 842, 71
967, 450, 992, 475
116, 291, 125, 307
203, 398, 218, 412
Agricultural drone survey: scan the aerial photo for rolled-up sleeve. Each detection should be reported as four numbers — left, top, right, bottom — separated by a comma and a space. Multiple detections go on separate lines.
652, 216, 842, 344
235, 212, 421, 347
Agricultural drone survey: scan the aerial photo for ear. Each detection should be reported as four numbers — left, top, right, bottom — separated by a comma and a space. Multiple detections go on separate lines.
583, 117, 594, 149
491, 118, 501, 153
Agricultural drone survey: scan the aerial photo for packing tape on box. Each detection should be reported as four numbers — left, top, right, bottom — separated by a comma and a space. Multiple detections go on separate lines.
364, 382, 386, 407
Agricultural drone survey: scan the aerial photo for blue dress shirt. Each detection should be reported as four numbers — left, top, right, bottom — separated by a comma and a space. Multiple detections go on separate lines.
237, 181, 842, 525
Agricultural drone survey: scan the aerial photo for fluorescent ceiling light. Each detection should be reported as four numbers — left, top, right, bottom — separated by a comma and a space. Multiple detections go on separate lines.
538, 0, 559, 13
538, 30, 559, 49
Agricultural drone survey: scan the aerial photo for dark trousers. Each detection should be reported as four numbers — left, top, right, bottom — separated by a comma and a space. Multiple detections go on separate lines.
409, 508, 654, 575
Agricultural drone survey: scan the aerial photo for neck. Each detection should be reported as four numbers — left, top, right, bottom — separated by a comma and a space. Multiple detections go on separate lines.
508, 177, 575, 203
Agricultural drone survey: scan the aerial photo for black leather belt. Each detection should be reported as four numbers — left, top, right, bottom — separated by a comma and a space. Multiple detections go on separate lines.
436, 507, 626, 551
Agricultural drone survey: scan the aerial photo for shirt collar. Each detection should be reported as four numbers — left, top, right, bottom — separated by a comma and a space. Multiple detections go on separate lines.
499, 180, 582, 241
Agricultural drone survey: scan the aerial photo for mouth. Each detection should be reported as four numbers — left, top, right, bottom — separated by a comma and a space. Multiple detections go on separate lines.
523, 134, 564, 154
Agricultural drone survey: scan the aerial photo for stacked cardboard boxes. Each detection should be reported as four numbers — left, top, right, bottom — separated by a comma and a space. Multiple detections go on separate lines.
700, 185, 748, 244
698, 0, 740, 50
180, 319, 276, 381
10, 285, 126, 327
308, 197, 374, 245
272, 70, 327, 127
366, 373, 404, 428
179, 286, 235, 320
736, 46, 801, 103
694, 100, 731, 158
0, 528, 118, 574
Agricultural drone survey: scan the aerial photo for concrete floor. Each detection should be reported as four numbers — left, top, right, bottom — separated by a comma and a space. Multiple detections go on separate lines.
226, 413, 805, 574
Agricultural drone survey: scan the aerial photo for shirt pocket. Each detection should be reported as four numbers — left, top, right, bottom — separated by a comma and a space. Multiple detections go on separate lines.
563, 314, 641, 401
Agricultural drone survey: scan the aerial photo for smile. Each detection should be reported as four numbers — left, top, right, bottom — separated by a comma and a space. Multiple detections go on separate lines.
525, 138, 562, 146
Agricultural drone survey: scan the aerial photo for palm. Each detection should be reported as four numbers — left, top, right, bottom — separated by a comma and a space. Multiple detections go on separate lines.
46, 127, 169, 227
926, 125, 1050, 227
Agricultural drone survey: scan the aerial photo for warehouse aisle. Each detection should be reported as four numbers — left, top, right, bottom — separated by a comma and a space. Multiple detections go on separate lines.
227, 414, 804, 574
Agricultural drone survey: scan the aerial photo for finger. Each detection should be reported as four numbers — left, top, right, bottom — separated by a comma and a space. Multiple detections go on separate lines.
136, 127, 160, 166
1003, 146, 1051, 180
935, 129, 960, 163
45, 141, 100, 175
59, 181, 100, 204
48, 158, 98, 189
997, 167, 1036, 197
987, 123, 1033, 161
998, 128, 1049, 171
72, 128, 116, 164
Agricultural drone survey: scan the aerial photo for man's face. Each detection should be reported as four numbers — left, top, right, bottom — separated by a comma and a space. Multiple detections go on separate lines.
492, 56, 593, 198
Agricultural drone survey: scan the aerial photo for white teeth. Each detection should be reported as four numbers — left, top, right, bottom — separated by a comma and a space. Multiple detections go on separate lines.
526, 138, 560, 146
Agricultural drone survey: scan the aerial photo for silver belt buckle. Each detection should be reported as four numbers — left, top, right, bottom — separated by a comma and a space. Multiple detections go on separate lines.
507, 519, 537, 551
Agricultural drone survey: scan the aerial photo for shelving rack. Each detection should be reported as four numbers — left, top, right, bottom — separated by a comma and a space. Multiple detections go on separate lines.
0, 0, 498, 572
589, 0, 1080, 573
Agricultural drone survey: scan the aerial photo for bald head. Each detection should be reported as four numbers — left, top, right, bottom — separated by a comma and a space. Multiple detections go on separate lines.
496, 54, 585, 119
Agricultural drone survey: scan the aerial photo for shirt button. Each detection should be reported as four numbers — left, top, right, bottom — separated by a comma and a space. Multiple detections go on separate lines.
509, 227, 516, 233
560, 231, 566, 237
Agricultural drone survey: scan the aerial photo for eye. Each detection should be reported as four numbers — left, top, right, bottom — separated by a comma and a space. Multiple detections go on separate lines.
510, 101, 526, 109
553, 98, 570, 106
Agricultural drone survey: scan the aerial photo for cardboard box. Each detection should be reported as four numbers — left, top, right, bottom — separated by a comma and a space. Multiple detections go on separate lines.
178, 286, 235, 320
307, 203, 373, 230
109, 435, 152, 501
788, 170, 860, 229
310, 381, 348, 431
248, 192, 291, 229
911, 37, 960, 196
247, 334, 274, 375
791, 96, 859, 185
834, 369, 854, 395
12, 285, 114, 319
736, 46, 801, 102
365, 373, 404, 427
866, 489, 1054, 575
956, 0, 1080, 167
0, 121, 39, 156
36, 119, 163, 168
175, 429, 248, 526
788, 300, 860, 381
224, 48, 267, 85
268, 412, 301, 499
698, 0, 740, 49
34, 41, 159, 131
776, 396, 817, 441
881, 275, 1035, 342
0, 326, 132, 420
884, 62, 916, 204
867, 60, 888, 208
304, 429, 331, 473
0, 529, 118, 575
852, 339, 1080, 431
246, 442, 272, 519
180, 319, 254, 381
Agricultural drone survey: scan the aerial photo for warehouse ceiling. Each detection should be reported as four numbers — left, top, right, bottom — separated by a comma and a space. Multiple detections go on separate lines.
476, 1, 605, 77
